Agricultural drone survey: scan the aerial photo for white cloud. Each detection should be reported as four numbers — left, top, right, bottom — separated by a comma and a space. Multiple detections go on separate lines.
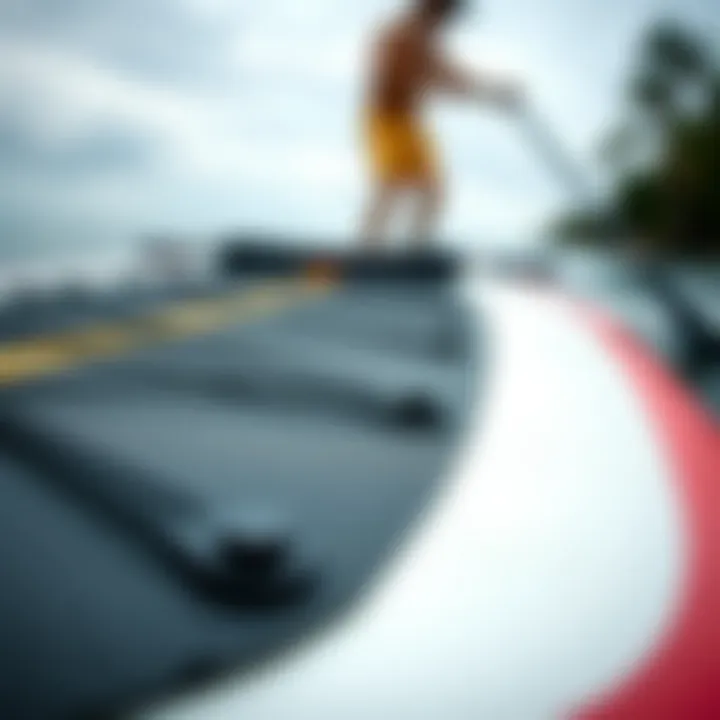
231, 32, 363, 86
181, 0, 240, 20
204, 140, 360, 194
0, 37, 363, 187
447, 180, 558, 240
0, 40, 216, 150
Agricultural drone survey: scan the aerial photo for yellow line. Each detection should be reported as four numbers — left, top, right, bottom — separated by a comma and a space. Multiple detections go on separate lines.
0, 278, 335, 389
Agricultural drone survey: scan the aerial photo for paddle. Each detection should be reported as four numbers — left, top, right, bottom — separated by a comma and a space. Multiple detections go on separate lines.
512, 101, 719, 373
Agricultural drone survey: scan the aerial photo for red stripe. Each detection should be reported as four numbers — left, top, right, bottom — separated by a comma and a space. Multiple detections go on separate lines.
570, 306, 720, 719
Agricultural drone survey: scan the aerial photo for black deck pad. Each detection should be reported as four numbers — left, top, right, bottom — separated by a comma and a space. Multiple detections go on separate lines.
217, 236, 460, 283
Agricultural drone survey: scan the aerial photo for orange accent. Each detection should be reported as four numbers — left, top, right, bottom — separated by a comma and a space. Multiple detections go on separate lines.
305, 260, 342, 285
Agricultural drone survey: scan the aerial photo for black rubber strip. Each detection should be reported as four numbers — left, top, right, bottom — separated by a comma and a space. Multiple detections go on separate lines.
0, 408, 317, 610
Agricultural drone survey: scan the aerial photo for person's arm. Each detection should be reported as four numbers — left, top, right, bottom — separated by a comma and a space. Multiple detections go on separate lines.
430, 51, 522, 109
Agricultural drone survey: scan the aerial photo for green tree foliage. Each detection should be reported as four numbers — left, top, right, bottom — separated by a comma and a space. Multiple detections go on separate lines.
555, 21, 719, 257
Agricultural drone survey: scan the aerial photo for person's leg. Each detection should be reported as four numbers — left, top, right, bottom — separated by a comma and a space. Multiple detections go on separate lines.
403, 122, 444, 247
360, 110, 416, 249
359, 181, 402, 248
408, 176, 444, 247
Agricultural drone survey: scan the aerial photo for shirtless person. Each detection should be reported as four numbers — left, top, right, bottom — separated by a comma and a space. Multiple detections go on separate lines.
361, 0, 521, 246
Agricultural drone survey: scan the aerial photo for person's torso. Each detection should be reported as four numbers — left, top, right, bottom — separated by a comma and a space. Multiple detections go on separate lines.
366, 19, 436, 118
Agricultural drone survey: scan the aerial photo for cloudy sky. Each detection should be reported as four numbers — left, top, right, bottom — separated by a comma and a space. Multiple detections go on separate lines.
0, 0, 717, 263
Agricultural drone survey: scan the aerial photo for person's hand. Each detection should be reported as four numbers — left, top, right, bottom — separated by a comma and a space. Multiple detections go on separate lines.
493, 80, 525, 113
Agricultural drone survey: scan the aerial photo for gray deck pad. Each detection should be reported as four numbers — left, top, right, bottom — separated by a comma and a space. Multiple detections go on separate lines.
0, 277, 478, 719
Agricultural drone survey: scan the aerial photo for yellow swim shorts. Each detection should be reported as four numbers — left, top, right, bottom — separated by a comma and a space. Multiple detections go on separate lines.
363, 111, 438, 185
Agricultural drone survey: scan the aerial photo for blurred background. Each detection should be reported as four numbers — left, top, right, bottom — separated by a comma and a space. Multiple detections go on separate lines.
0, 0, 717, 273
